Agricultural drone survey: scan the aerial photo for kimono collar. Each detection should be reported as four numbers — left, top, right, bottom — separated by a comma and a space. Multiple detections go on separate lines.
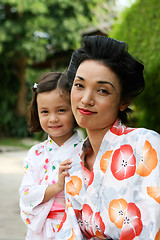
46, 135, 59, 152
80, 119, 127, 160
46, 131, 80, 152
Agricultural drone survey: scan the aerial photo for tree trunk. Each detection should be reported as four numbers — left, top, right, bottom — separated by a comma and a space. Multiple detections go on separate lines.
12, 55, 28, 117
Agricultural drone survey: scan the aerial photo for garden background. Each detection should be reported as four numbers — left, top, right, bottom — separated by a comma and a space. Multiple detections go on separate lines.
0, 0, 160, 147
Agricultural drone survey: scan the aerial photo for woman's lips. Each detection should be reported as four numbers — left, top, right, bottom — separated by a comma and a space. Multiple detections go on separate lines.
78, 108, 96, 115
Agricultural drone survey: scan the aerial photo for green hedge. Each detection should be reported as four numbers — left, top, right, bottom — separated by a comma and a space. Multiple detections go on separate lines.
111, 0, 160, 132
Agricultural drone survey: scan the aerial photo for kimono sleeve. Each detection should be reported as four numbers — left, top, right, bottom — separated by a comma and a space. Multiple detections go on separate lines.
135, 130, 160, 239
19, 145, 54, 233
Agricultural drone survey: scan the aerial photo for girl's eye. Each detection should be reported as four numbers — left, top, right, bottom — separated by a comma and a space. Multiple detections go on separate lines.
41, 110, 48, 114
58, 109, 66, 113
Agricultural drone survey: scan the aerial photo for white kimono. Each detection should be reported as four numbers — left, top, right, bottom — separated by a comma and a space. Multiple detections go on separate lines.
57, 119, 160, 240
19, 131, 83, 240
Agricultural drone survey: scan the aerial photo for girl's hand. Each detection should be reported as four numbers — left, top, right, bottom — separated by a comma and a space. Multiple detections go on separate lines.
57, 159, 72, 191
41, 159, 72, 203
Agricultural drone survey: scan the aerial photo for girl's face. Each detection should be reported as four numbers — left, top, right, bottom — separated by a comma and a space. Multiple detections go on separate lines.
37, 88, 75, 146
71, 60, 126, 133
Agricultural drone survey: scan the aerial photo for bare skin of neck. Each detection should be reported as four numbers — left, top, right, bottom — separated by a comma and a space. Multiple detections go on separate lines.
85, 127, 110, 171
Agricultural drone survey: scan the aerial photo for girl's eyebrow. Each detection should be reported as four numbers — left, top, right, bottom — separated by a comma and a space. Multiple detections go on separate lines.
75, 76, 115, 90
39, 107, 48, 109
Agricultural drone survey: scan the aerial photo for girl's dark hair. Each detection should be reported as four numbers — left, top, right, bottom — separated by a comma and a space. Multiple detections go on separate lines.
28, 72, 72, 133
67, 35, 145, 123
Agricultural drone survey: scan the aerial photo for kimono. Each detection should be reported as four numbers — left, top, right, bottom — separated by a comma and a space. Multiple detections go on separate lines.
19, 131, 83, 240
58, 119, 160, 240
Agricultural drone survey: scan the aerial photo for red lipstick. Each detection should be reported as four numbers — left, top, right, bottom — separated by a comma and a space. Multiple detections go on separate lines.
79, 108, 95, 115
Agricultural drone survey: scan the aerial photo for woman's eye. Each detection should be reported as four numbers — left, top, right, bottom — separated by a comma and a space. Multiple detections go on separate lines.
98, 89, 110, 94
74, 83, 84, 88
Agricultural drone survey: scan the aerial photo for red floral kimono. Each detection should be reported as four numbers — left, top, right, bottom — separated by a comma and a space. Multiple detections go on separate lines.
57, 119, 160, 240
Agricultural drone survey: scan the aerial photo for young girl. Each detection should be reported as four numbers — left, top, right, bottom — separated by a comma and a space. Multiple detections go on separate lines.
19, 72, 83, 240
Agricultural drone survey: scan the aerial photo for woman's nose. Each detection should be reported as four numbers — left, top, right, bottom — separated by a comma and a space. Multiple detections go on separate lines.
81, 91, 94, 106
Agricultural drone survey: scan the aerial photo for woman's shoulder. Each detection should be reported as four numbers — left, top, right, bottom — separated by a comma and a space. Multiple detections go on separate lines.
133, 127, 160, 142
110, 119, 160, 141
135, 128, 160, 156
110, 119, 160, 150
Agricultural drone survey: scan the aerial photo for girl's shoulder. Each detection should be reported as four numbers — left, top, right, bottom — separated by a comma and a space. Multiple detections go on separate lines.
27, 138, 48, 158
68, 130, 84, 145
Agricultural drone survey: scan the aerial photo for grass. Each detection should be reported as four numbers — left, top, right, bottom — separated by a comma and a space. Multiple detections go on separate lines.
0, 137, 33, 150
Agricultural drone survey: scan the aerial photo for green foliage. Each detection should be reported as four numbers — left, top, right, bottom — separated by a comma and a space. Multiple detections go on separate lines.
0, 0, 110, 137
0, 137, 32, 149
111, 0, 160, 132
0, 0, 106, 61
0, 57, 28, 137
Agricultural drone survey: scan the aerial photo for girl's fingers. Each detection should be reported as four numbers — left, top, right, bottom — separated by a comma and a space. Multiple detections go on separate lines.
59, 164, 71, 173
60, 158, 73, 166
59, 159, 72, 173
61, 171, 70, 177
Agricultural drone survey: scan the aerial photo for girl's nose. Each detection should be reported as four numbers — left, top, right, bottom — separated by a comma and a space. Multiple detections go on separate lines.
81, 90, 95, 107
49, 114, 58, 123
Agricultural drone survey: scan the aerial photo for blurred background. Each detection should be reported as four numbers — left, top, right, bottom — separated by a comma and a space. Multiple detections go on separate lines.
0, 0, 160, 141
0, 0, 160, 239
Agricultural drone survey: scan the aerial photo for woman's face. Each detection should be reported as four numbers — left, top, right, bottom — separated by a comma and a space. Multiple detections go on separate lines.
71, 60, 125, 132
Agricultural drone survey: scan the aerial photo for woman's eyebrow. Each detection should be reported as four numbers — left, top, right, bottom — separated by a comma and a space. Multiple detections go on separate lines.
75, 76, 116, 91
75, 75, 84, 81
97, 81, 115, 90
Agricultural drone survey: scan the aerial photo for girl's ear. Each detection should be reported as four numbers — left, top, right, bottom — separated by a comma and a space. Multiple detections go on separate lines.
120, 98, 131, 112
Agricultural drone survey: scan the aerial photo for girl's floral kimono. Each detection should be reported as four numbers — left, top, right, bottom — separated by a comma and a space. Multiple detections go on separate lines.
19, 131, 83, 240
57, 119, 160, 240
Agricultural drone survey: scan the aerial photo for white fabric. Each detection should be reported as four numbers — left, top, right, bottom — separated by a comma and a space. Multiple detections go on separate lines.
57, 119, 160, 240
19, 131, 83, 240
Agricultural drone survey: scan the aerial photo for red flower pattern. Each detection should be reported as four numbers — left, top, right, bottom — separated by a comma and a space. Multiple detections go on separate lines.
110, 120, 135, 136
80, 162, 94, 187
74, 208, 93, 238
109, 199, 143, 239
87, 171, 94, 187
111, 145, 136, 180
82, 204, 94, 238
94, 212, 107, 239
57, 212, 67, 232
76, 204, 107, 239
120, 203, 143, 240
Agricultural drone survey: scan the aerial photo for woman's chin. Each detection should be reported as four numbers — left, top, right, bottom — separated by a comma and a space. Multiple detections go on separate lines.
77, 120, 89, 129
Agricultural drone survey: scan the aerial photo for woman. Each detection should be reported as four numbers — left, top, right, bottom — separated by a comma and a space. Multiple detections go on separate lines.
58, 36, 160, 240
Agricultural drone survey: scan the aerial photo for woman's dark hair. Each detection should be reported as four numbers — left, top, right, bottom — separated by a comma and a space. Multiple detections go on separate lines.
67, 35, 145, 123
28, 72, 72, 133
